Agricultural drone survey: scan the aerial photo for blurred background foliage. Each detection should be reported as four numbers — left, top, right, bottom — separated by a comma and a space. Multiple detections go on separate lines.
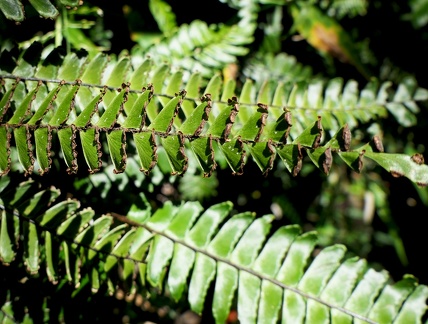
1, 0, 428, 322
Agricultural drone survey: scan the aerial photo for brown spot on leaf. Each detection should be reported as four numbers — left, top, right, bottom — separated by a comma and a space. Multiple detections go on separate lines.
0, 80, 18, 123
140, 84, 154, 129
293, 159, 302, 177
24, 124, 35, 176
255, 103, 268, 142
373, 135, 384, 152
0, 127, 12, 176
322, 147, 332, 175
313, 116, 322, 148
411, 153, 425, 165
88, 126, 102, 174
390, 170, 403, 178
113, 131, 127, 174
223, 96, 239, 141
232, 136, 245, 176
357, 150, 365, 173
165, 91, 185, 134
311, 24, 349, 63
281, 112, 292, 144
203, 134, 217, 177
262, 139, 276, 177
193, 94, 212, 137
293, 143, 303, 176
38, 125, 53, 175
285, 111, 292, 125
177, 131, 188, 175
342, 124, 351, 151
141, 130, 158, 175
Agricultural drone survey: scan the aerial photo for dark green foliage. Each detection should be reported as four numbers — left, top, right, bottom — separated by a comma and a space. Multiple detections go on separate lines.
1, 0, 428, 323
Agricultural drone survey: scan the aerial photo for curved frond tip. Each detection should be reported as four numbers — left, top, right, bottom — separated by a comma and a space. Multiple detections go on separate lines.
0, 179, 427, 323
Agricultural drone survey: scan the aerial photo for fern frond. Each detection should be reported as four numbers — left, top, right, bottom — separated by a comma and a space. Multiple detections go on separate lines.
325, 0, 368, 18
402, 0, 428, 29
223, 0, 368, 19
243, 52, 314, 86
131, 16, 256, 79
0, 0, 80, 21
148, 0, 178, 38
1, 46, 427, 185
1, 178, 427, 323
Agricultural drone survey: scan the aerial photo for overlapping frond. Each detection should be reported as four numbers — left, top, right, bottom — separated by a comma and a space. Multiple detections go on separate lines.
0, 45, 427, 185
243, 52, 314, 86
402, 0, 428, 29
0, 0, 80, 21
324, 0, 368, 18
222, 0, 368, 19
1, 178, 427, 323
131, 14, 256, 79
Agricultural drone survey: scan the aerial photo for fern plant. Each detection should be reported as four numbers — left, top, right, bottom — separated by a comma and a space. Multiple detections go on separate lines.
1, 0, 428, 323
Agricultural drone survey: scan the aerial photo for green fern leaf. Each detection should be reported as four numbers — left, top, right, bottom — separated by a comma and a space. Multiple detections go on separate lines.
0, 0, 24, 21
4, 181, 426, 323
0, 208, 16, 264
134, 15, 256, 79
149, 0, 177, 37
1, 45, 428, 185
402, 0, 428, 29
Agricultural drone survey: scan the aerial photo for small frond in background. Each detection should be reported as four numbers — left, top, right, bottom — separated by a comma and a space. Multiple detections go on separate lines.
402, 0, 428, 29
